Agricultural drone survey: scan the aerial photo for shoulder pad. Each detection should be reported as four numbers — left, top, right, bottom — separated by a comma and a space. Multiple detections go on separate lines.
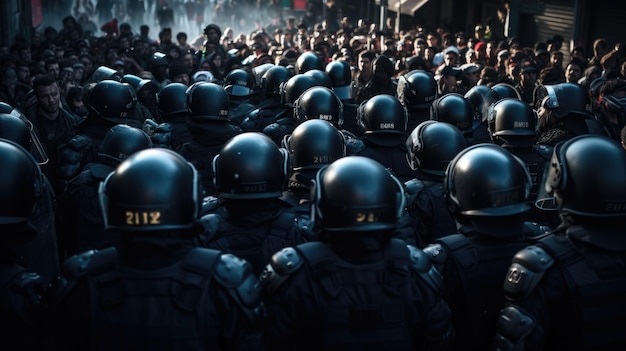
263, 122, 282, 135
503, 245, 554, 301
404, 178, 425, 196
201, 195, 224, 215
199, 213, 223, 240
88, 163, 115, 180
423, 243, 448, 266
259, 247, 303, 293
214, 253, 261, 309
67, 134, 94, 151
534, 144, 553, 161
61, 250, 98, 280
240, 109, 260, 131
523, 221, 552, 240
408, 245, 445, 293
345, 137, 365, 155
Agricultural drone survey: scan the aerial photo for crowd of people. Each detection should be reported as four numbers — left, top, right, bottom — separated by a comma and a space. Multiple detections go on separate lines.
1, 1, 626, 349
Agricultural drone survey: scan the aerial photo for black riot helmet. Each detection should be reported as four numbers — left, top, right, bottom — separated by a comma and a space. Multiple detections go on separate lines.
357, 94, 408, 147
156, 82, 188, 120
293, 86, 343, 127
223, 68, 256, 97
84, 65, 123, 85
491, 83, 522, 100
121, 74, 158, 96
312, 156, 406, 233
261, 65, 293, 96
545, 135, 626, 218
406, 121, 467, 176
212, 132, 289, 199
186, 82, 230, 121
0, 104, 48, 165
99, 148, 201, 231
325, 60, 353, 100
149, 52, 169, 69
430, 93, 474, 135
98, 124, 153, 164
487, 98, 537, 148
0, 139, 43, 225
534, 82, 593, 118
284, 119, 346, 171
464, 84, 501, 122
0, 113, 31, 149
252, 63, 275, 88
304, 69, 332, 89
86, 80, 137, 124
280, 74, 319, 107
397, 69, 438, 110
445, 143, 531, 217
295, 51, 324, 74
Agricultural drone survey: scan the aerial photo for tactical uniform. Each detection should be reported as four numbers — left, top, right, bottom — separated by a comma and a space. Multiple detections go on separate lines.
241, 65, 292, 132
353, 95, 413, 182
51, 148, 263, 350
58, 80, 138, 184
260, 156, 453, 350
202, 133, 307, 275
495, 135, 626, 350
56, 125, 152, 256
397, 69, 439, 134
404, 121, 467, 247
156, 82, 194, 150
177, 82, 241, 196
0, 140, 47, 349
425, 143, 537, 350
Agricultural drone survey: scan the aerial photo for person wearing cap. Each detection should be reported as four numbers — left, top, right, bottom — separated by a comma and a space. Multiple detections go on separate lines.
436, 65, 465, 95
534, 47, 550, 71
514, 59, 539, 104
460, 63, 481, 90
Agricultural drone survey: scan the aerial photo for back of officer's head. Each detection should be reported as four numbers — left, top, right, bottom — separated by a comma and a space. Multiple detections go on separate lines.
312, 156, 405, 251
544, 135, 626, 226
0, 139, 42, 241
445, 143, 531, 237
99, 148, 201, 237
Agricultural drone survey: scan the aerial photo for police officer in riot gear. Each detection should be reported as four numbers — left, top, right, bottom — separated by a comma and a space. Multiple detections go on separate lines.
424, 143, 536, 350
325, 60, 361, 136
295, 51, 324, 74
495, 135, 626, 350
58, 79, 138, 183
404, 121, 467, 247
241, 65, 293, 132
353, 94, 413, 182
534, 82, 599, 146
201, 132, 306, 275
51, 148, 263, 350
177, 82, 241, 196
282, 119, 346, 203
487, 98, 553, 226
260, 156, 454, 350
223, 69, 262, 127
56, 124, 152, 257
430, 93, 475, 145
0, 113, 60, 284
0, 139, 48, 350
397, 69, 438, 133
464, 84, 501, 144
262, 73, 320, 145
156, 82, 193, 150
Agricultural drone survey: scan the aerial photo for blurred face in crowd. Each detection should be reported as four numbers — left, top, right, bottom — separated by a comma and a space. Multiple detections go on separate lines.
359, 55, 372, 74
565, 62, 583, 83
36, 82, 60, 115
